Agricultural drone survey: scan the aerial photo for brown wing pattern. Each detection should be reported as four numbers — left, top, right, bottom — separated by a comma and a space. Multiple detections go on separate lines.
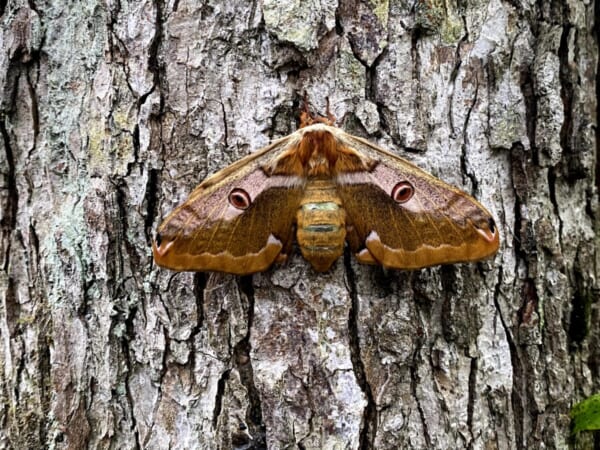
335, 132, 499, 269
153, 123, 499, 274
153, 136, 305, 275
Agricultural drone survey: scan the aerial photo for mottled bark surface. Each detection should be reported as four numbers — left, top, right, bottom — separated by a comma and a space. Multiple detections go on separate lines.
0, 0, 598, 449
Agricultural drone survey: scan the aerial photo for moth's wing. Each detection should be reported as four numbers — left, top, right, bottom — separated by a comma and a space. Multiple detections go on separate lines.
153, 134, 305, 275
334, 131, 500, 269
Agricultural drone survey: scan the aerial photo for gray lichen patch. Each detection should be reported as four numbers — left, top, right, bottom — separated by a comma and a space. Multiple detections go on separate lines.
339, 0, 388, 66
335, 39, 366, 96
370, 0, 389, 25
262, 0, 337, 51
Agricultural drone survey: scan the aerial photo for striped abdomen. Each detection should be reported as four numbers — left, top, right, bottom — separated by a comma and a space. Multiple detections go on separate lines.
296, 180, 346, 272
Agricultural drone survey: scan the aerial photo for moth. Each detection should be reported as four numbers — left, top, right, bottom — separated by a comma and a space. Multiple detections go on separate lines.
153, 108, 499, 275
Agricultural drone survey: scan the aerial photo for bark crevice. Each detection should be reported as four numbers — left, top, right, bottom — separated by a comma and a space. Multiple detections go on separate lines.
410, 349, 431, 448
234, 275, 266, 448
0, 118, 17, 270
466, 355, 478, 445
344, 250, 376, 450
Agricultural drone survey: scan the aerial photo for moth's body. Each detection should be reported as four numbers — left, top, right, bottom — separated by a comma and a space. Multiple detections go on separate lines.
153, 123, 500, 275
297, 179, 346, 272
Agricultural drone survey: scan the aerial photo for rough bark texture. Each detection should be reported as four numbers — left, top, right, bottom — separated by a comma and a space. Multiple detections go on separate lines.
0, 0, 598, 449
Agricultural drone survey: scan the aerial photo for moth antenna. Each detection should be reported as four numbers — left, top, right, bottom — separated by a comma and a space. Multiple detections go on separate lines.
299, 92, 336, 128
324, 97, 336, 126
299, 91, 314, 128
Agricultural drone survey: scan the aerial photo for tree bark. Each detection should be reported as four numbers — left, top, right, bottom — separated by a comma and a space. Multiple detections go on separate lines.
0, 0, 598, 449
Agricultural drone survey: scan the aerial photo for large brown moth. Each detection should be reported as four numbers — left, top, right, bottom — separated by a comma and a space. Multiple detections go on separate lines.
153, 105, 499, 275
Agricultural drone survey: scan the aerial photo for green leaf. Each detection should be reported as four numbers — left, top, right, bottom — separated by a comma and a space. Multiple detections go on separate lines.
571, 393, 600, 434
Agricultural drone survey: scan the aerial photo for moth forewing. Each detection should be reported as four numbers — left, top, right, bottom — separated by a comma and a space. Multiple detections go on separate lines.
334, 131, 499, 268
153, 135, 305, 274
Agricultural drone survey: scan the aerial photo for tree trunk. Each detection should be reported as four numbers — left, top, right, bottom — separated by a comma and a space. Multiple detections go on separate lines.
1, 0, 598, 449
